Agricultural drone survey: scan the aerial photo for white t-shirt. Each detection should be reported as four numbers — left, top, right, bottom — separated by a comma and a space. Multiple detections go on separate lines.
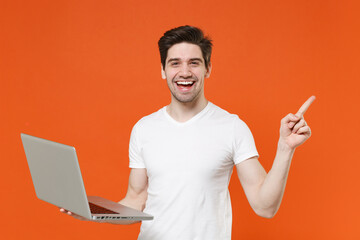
129, 102, 259, 240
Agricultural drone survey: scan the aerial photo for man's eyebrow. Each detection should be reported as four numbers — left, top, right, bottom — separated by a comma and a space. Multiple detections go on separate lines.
189, 58, 203, 62
167, 58, 181, 63
167, 58, 204, 63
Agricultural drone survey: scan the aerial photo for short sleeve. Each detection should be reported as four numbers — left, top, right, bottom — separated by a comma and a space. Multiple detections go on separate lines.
129, 122, 146, 168
232, 116, 259, 165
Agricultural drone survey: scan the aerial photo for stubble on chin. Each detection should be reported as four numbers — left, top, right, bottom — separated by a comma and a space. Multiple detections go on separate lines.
172, 86, 202, 104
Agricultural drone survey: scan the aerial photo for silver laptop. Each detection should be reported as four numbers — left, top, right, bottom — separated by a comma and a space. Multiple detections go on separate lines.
21, 133, 153, 221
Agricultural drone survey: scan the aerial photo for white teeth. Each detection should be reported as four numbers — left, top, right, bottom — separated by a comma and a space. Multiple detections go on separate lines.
176, 81, 194, 85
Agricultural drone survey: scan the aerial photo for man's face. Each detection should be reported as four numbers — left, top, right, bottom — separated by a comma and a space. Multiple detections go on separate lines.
161, 42, 211, 104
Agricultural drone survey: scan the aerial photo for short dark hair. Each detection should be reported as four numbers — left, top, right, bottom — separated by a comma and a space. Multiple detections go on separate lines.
158, 25, 213, 70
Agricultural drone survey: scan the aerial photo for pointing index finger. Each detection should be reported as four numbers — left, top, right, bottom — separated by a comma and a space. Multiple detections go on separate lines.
296, 96, 316, 117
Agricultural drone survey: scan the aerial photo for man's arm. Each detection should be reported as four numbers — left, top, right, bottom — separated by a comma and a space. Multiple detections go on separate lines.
60, 168, 148, 224
236, 149, 294, 218
109, 168, 148, 225
236, 96, 315, 218
119, 168, 148, 211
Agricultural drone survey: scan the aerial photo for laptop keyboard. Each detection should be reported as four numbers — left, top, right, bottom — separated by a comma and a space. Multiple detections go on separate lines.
89, 202, 118, 214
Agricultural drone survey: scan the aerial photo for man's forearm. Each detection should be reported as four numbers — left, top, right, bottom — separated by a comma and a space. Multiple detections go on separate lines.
256, 141, 295, 218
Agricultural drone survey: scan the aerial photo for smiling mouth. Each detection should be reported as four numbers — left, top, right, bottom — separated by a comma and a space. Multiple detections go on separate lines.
175, 81, 195, 87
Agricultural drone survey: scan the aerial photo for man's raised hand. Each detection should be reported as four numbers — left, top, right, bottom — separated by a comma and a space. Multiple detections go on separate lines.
279, 96, 316, 150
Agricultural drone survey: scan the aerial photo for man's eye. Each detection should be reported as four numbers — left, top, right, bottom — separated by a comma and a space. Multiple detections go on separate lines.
171, 62, 179, 66
190, 61, 200, 65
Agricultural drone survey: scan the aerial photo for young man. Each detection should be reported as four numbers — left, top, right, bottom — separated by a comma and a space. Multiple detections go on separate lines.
62, 25, 315, 240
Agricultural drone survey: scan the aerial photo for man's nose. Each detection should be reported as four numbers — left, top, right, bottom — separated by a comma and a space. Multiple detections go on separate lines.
179, 65, 192, 78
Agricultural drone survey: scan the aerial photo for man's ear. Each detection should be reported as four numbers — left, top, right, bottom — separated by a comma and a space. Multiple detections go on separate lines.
161, 64, 166, 79
205, 62, 212, 78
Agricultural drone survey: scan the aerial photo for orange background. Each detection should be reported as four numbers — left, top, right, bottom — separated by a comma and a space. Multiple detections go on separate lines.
1, 0, 359, 239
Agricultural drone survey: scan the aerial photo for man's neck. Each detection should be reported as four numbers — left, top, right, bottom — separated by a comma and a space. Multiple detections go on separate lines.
166, 97, 208, 123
